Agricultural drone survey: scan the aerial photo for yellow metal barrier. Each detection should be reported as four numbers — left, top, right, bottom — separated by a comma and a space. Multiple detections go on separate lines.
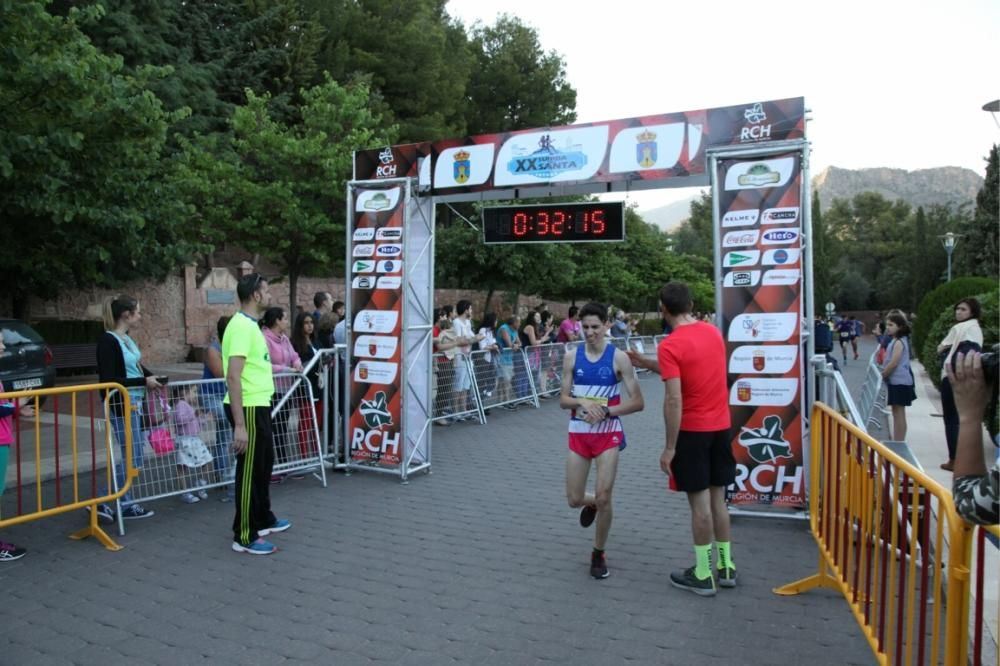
776, 401, 984, 666
0, 383, 135, 551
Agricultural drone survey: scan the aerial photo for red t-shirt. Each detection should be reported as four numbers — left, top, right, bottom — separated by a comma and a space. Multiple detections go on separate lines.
657, 321, 731, 432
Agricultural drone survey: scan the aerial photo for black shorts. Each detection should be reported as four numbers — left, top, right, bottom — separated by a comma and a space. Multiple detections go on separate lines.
886, 383, 916, 407
670, 429, 736, 493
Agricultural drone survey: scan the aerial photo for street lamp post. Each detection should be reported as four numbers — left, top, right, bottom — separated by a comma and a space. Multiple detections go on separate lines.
940, 232, 959, 282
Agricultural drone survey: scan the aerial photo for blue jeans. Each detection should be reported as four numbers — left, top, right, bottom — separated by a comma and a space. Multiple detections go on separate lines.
108, 408, 145, 505
203, 393, 234, 482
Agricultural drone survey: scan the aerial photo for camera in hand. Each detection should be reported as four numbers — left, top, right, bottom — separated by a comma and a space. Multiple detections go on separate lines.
951, 341, 997, 387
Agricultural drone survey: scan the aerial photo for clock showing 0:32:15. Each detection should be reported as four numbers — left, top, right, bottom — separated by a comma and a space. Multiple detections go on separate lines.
481, 201, 625, 244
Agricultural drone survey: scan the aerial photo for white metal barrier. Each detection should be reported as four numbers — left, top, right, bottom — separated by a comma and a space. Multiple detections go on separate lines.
432, 352, 485, 425
857, 350, 891, 432
107, 367, 326, 534
811, 354, 866, 430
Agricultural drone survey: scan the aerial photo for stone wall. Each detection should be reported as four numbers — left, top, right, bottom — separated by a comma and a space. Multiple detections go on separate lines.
18, 265, 572, 364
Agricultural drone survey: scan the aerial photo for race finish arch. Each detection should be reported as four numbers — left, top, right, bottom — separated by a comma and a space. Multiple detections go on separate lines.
348, 97, 813, 510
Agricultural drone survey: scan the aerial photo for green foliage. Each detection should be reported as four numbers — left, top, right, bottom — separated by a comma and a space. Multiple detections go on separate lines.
0, 1, 197, 315
668, 192, 713, 258
178, 77, 395, 311
954, 144, 999, 279
463, 14, 577, 135
811, 190, 833, 308
308, 0, 472, 141
920, 288, 999, 392
912, 277, 997, 356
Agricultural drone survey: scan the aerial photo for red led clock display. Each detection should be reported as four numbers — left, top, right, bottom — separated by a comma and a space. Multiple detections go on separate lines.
482, 202, 625, 244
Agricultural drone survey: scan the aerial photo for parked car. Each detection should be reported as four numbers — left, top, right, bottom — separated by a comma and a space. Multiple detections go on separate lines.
0, 319, 56, 392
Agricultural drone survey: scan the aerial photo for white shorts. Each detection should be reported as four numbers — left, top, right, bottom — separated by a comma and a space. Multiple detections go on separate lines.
454, 358, 472, 392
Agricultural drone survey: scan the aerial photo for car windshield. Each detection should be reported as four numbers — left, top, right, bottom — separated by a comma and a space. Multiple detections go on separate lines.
1, 321, 44, 346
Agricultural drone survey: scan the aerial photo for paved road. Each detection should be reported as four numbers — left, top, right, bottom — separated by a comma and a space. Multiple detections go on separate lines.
0, 363, 876, 665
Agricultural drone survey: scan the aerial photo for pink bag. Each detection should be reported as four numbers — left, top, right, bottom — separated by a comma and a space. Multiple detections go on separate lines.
149, 428, 175, 456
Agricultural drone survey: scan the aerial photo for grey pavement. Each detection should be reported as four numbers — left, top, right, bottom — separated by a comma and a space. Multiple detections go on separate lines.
0, 365, 877, 665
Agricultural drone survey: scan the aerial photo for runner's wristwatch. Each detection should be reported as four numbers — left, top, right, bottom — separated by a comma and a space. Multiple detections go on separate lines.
601, 406, 610, 419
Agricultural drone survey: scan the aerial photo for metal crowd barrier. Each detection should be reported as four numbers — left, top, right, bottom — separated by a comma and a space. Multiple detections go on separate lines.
432, 352, 485, 425
523, 343, 568, 397
107, 370, 325, 534
776, 402, 997, 666
0, 383, 134, 551
812, 355, 866, 431
857, 350, 891, 433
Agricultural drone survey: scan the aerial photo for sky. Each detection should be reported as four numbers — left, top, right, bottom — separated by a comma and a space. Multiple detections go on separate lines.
446, 0, 1000, 211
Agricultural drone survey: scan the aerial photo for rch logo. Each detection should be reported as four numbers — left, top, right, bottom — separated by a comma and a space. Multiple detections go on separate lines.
738, 415, 794, 463
740, 103, 772, 142
376, 147, 397, 178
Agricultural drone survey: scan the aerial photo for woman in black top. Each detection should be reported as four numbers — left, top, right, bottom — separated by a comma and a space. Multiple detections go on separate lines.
95, 295, 160, 520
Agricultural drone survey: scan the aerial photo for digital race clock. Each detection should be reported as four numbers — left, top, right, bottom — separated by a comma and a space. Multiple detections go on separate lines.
482, 201, 625, 245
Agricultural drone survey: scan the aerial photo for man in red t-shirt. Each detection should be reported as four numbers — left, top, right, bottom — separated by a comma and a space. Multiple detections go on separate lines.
628, 281, 736, 597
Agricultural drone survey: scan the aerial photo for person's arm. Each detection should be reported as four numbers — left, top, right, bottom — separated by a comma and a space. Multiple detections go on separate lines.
661, 378, 682, 476
625, 348, 658, 372
205, 345, 224, 379
949, 351, 999, 524
287, 339, 304, 372
950, 352, 989, 478
937, 325, 957, 352
881, 341, 902, 379
226, 356, 248, 454
611, 349, 644, 416
524, 324, 540, 346
558, 350, 604, 423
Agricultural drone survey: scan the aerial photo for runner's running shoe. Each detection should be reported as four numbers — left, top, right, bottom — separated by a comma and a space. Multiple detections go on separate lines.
670, 566, 716, 596
590, 550, 609, 579
579, 504, 597, 528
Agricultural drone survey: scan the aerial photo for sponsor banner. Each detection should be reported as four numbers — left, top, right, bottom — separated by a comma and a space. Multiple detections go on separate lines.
376, 227, 402, 241
355, 188, 400, 212
761, 248, 800, 266
722, 230, 760, 248
354, 335, 399, 360
353, 309, 399, 334
761, 207, 799, 225
761, 269, 801, 286
724, 157, 795, 191
376, 260, 402, 274
728, 345, 798, 374
608, 123, 685, 172
721, 209, 761, 228
433, 144, 495, 188
723, 250, 760, 268
354, 360, 398, 385
348, 185, 405, 467
760, 228, 799, 245
494, 126, 607, 186
729, 378, 799, 406
723, 270, 761, 288
716, 152, 805, 509
727, 313, 799, 342
353, 98, 806, 197
351, 276, 375, 290
376, 276, 402, 290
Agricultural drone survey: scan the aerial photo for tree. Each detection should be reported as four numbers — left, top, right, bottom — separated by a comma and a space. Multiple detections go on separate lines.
308, 0, 472, 141
178, 77, 395, 312
463, 14, 577, 135
0, 1, 195, 317
954, 144, 999, 279
811, 190, 834, 309
668, 193, 713, 258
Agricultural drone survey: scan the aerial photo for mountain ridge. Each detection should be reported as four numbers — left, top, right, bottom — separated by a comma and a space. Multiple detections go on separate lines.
638, 165, 984, 232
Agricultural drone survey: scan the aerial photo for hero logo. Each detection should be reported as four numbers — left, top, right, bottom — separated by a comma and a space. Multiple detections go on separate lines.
376, 244, 402, 257
740, 103, 773, 143
761, 207, 799, 225
376, 147, 397, 178
722, 230, 760, 248
761, 229, 799, 245
721, 209, 760, 228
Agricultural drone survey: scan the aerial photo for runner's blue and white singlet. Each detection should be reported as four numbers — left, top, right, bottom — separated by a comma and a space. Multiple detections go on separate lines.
568, 344, 626, 451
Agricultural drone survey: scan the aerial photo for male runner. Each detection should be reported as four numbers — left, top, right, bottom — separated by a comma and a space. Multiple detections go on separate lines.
560, 302, 644, 579
628, 282, 735, 596
835, 317, 853, 362
224, 273, 291, 555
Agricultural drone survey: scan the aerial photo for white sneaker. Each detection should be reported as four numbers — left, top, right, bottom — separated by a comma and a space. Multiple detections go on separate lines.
196, 489, 209, 500
180, 492, 200, 504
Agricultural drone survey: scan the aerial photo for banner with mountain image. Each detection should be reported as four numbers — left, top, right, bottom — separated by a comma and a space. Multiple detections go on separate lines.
716, 152, 807, 509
